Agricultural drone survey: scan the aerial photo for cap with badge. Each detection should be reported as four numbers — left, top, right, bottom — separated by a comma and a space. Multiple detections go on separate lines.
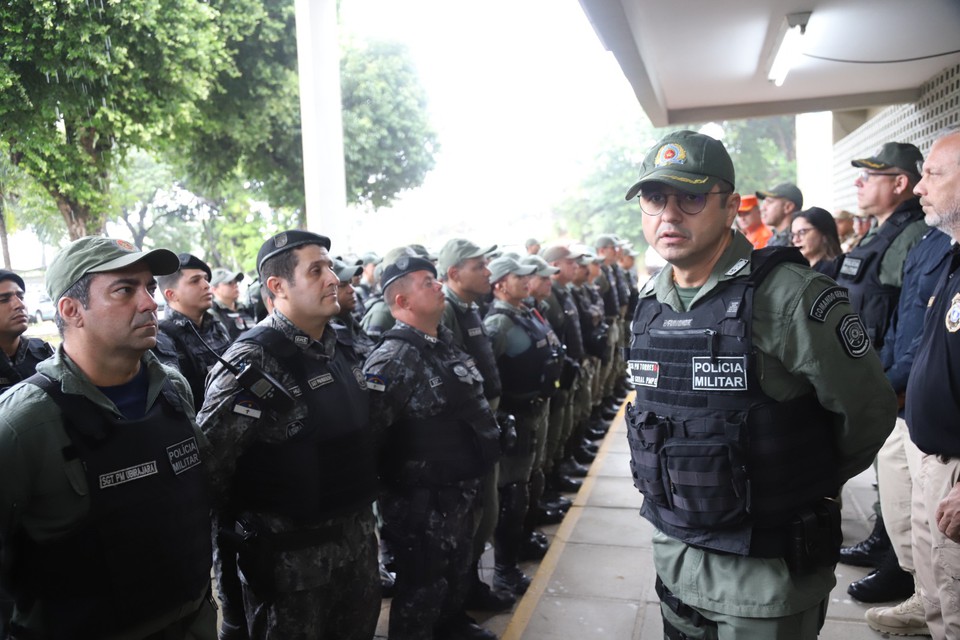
625, 130, 736, 200
520, 254, 559, 276
176, 253, 212, 281
380, 256, 437, 291
438, 238, 497, 274
211, 268, 244, 287
0, 269, 25, 291
332, 259, 363, 283
756, 183, 803, 210
488, 256, 536, 284
46, 236, 180, 302
257, 230, 331, 275
851, 142, 923, 179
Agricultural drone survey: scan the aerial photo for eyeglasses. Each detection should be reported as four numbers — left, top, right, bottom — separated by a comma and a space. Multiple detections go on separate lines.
857, 170, 901, 182
637, 191, 732, 216
790, 228, 813, 241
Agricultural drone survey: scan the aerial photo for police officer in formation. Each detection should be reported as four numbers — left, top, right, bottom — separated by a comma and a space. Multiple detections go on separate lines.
0, 270, 54, 395
622, 130, 894, 638
331, 258, 377, 359
0, 237, 217, 639
198, 231, 381, 639
210, 267, 256, 342
153, 253, 233, 413
365, 255, 501, 640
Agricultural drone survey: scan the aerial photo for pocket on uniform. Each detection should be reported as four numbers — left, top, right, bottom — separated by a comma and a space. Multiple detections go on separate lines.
63, 458, 89, 497
625, 404, 669, 507
660, 438, 749, 528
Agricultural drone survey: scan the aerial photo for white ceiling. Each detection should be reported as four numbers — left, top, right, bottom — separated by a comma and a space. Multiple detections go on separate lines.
578, 0, 960, 126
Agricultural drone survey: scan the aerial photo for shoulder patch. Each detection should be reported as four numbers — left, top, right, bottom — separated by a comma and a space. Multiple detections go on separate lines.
837, 314, 870, 358
809, 286, 849, 323
365, 373, 386, 392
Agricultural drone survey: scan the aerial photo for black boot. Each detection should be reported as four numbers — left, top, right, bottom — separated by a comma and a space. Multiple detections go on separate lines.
464, 560, 515, 611
847, 548, 914, 603
840, 517, 891, 568
494, 482, 532, 596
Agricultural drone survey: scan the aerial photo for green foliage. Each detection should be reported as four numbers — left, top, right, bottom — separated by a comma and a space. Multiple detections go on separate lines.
0, 0, 232, 238
717, 116, 796, 195
341, 39, 439, 210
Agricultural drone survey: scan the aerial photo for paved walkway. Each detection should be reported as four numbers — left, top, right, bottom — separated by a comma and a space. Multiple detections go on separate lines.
376, 396, 890, 638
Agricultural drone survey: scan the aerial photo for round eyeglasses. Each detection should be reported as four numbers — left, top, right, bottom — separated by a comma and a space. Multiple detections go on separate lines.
856, 170, 901, 182
790, 228, 813, 242
638, 191, 732, 216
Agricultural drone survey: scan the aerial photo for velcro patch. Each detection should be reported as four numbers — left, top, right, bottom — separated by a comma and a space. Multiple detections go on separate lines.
430, 376, 443, 388
99, 461, 158, 489
167, 438, 201, 475
837, 314, 870, 358
467, 327, 483, 337
365, 373, 386, 392
308, 373, 334, 389
627, 360, 660, 388
352, 367, 367, 389
691, 356, 748, 391
232, 399, 262, 419
839, 256, 862, 278
809, 286, 849, 323
725, 258, 749, 276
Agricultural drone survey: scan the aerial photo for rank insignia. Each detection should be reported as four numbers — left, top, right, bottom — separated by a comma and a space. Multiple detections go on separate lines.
946, 294, 960, 333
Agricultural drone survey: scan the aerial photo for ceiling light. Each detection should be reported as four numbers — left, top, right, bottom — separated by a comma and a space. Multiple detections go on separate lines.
767, 12, 811, 87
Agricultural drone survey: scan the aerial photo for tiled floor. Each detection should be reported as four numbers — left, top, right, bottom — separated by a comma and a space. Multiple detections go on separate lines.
376, 400, 892, 639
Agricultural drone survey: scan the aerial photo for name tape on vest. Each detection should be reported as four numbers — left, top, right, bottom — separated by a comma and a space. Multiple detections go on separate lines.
809, 286, 849, 323
839, 256, 862, 278
308, 373, 334, 389
99, 460, 159, 489
467, 327, 484, 337
166, 437, 201, 475
627, 360, 660, 388
691, 356, 748, 391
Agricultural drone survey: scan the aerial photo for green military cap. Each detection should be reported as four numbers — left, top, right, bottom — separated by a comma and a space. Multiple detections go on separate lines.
380, 256, 437, 290
524, 238, 541, 248
851, 142, 923, 179
257, 230, 331, 276
46, 236, 179, 302
488, 256, 536, 284
594, 234, 621, 249
374, 246, 420, 281
756, 183, 803, 210
360, 252, 380, 266
542, 244, 586, 263
438, 238, 497, 274
625, 130, 736, 200
332, 259, 362, 283
520, 254, 559, 276
408, 243, 437, 261
210, 267, 244, 286
569, 243, 602, 265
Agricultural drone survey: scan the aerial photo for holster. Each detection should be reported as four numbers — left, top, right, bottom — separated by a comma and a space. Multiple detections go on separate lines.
784, 498, 842, 575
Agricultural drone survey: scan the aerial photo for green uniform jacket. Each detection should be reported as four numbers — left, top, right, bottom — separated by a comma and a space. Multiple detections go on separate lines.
0, 347, 210, 638
859, 217, 928, 288
645, 233, 896, 618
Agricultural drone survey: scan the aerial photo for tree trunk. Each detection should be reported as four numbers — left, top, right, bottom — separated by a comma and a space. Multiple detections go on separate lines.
53, 193, 100, 240
0, 200, 10, 269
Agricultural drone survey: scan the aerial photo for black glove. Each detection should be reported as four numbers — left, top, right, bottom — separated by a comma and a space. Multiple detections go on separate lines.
496, 411, 518, 453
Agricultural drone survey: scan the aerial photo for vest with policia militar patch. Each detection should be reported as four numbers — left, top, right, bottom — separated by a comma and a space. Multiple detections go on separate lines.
233, 326, 378, 523
625, 248, 839, 558
14, 374, 211, 638
448, 296, 502, 401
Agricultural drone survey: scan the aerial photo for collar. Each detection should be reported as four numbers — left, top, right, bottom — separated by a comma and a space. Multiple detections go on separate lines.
646, 231, 754, 309
443, 285, 476, 311
394, 320, 451, 346
268, 310, 337, 358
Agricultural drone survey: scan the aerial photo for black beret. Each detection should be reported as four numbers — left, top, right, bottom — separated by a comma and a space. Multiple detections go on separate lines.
257, 230, 331, 276
380, 256, 437, 291
177, 253, 212, 280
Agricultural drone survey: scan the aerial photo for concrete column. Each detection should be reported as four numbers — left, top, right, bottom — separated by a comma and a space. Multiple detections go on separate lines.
796, 111, 833, 211
294, 0, 347, 241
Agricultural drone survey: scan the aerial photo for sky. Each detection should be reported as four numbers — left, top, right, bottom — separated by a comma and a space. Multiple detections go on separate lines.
9, 0, 648, 271
335, 0, 648, 255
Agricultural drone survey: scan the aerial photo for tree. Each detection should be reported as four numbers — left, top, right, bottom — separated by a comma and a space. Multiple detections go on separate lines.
341, 39, 439, 210
0, 0, 233, 239
717, 116, 796, 195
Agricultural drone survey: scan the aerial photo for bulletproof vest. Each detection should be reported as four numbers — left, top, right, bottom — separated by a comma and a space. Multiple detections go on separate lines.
550, 284, 586, 361
16, 374, 211, 638
158, 314, 232, 411
448, 298, 502, 400
0, 338, 53, 393
211, 300, 256, 342
835, 206, 924, 349
571, 286, 608, 360
611, 263, 631, 311
486, 304, 562, 402
378, 325, 501, 486
360, 297, 395, 339
599, 265, 620, 317
233, 326, 378, 523
625, 248, 839, 558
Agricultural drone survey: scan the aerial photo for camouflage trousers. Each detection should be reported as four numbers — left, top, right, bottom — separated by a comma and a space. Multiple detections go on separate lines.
381, 480, 480, 640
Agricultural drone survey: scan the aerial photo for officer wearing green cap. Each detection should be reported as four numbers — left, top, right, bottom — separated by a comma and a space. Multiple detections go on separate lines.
0, 236, 217, 639
623, 130, 895, 638
757, 182, 804, 247
197, 230, 380, 640
209, 267, 256, 342
360, 245, 425, 339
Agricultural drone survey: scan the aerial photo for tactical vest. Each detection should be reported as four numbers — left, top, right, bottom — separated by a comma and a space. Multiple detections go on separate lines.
626, 248, 839, 557
486, 304, 562, 402
835, 207, 924, 349
16, 374, 211, 638
378, 325, 501, 486
233, 326, 378, 523
0, 338, 54, 393
551, 284, 585, 361
211, 300, 255, 342
599, 265, 620, 317
158, 315, 232, 411
448, 297, 502, 400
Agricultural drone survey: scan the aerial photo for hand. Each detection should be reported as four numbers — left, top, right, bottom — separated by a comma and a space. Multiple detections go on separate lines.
935, 483, 960, 542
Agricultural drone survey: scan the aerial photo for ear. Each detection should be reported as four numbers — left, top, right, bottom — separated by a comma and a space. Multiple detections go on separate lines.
266, 275, 286, 300
58, 296, 84, 328
162, 287, 176, 303
724, 193, 741, 227
893, 174, 910, 194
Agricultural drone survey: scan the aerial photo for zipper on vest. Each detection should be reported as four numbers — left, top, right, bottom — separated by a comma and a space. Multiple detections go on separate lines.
649, 328, 719, 358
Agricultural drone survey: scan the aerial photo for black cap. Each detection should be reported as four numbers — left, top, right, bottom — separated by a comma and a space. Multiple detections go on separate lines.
257, 230, 331, 276
177, 253, 212, 280
0, 269, 25, 291
851, 142, 924, 179
380, 256, 437, 291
